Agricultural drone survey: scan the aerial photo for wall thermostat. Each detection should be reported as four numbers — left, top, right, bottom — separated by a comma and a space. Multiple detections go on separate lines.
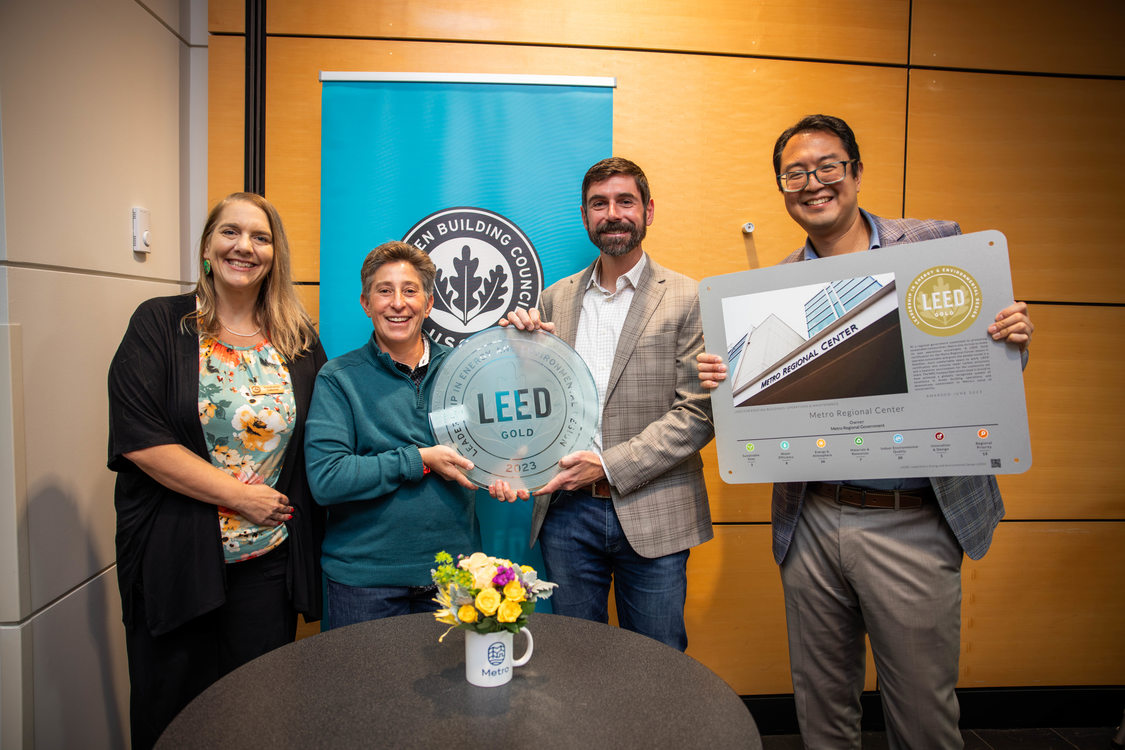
132, 207, 152, 254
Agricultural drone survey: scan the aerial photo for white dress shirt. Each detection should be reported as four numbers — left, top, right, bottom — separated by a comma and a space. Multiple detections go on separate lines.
573, 253, 648, 483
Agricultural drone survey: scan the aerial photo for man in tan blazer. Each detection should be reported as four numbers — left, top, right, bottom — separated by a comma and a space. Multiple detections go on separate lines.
501, 157, 713, 651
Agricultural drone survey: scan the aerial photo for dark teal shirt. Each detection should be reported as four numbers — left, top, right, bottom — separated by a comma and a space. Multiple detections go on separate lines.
305, 334, 479, 586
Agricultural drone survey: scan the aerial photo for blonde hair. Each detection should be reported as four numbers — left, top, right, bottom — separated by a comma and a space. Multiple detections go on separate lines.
186, 192, 316, 360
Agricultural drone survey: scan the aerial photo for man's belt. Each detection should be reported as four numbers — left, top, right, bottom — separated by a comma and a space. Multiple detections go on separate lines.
590, 479, 613, 499
808, 482, 934, 510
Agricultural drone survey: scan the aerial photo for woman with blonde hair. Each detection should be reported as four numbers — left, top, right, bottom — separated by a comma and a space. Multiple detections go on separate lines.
108, 192, 326, 749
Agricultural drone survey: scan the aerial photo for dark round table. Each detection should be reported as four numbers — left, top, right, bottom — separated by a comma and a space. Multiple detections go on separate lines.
156, 613, 761, 749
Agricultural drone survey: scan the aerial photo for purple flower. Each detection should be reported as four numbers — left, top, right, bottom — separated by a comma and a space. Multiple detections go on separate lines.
492, 566, 516, 587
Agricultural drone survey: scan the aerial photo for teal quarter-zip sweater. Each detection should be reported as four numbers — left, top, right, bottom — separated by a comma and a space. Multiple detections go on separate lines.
305, 334, 479, 586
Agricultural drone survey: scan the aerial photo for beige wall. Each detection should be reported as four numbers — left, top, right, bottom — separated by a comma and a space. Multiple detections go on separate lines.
1, 0, 206, 745
208, 0, 1125, 695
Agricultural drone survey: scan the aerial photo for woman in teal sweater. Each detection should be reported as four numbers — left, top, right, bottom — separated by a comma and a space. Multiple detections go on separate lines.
305, 241, 480, 629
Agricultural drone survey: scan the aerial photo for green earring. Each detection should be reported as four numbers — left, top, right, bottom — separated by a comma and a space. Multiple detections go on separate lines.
203, 259, 212, 275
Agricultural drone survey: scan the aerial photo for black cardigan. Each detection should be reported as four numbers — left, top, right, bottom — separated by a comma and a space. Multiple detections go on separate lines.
108, 293, 326, 636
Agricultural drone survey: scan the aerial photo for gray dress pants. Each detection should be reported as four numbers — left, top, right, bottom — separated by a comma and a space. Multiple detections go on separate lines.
780, 484, 964, 749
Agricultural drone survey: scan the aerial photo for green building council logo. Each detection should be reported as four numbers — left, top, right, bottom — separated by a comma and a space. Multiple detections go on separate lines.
905, 265, 982, 336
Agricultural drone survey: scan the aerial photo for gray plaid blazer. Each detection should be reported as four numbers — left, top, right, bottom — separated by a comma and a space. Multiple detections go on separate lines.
529, 254, 715, 558
771, 214, 1006, 563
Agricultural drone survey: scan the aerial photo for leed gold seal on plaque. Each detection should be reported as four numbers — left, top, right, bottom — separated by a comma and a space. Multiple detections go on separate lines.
403, 207, 544, 347
429, 327, 600, 492
905, 265, 982, 337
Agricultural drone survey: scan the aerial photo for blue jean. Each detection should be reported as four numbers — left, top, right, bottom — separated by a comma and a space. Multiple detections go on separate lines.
537, 489, 689, 651
324, 578, 440, 631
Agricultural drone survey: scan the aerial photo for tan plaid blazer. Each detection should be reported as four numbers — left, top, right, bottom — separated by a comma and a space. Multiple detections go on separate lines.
529, 255, 714, 558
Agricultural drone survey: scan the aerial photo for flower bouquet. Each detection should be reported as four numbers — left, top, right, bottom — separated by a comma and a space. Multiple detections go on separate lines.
431, 551, 557, 639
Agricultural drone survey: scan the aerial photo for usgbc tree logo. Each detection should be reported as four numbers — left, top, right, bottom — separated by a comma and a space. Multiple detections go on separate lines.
905, 265, 982, 336
403, 207, 544, 346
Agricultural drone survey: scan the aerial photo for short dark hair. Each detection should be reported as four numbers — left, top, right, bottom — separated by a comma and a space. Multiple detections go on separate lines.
360, 240, 436, 297
772, 114, 862, 178
581, 157, 651, 207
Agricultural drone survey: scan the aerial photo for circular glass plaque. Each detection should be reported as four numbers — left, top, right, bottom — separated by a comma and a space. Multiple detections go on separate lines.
429, 327, 600, 491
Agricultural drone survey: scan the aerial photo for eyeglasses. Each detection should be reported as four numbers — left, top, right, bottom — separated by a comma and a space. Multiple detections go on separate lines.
776, 160, 857, 193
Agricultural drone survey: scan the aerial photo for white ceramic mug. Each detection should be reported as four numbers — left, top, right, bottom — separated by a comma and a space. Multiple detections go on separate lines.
464, 628, 533, 687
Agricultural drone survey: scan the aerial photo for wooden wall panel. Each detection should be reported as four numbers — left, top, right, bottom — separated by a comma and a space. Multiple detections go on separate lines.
960, 522, 1125, 686
905, 70, 1125, 304
999, 305, 1125, 520
266, 0, 909, 65
210, 0, 243, 33
684, 526, 794, 694
911, 0, 1125, 77
207, 35, 245, 208
264, 36, 908, 288
294, 284, 320, 328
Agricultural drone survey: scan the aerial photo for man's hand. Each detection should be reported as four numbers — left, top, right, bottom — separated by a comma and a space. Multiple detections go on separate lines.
488, 479, 530, 503
498, 308, 556, 334
988, 302, 1033, 353
418, 445, 477, 490
534, 450, 606, 496
696, 352, 728, 391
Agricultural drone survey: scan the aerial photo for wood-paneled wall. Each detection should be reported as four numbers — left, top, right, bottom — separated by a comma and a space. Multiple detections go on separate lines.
209, 0, 1125, 695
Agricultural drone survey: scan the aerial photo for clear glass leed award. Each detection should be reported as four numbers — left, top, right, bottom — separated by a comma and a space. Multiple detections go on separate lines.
429, 327, 600, 491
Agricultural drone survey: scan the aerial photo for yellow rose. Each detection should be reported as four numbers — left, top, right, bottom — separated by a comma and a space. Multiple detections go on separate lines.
457, 604, 478, 624
519, 564, 535, 574
503, 579, 526, 603
497, 599, 522, 623
475, 587, 501, 616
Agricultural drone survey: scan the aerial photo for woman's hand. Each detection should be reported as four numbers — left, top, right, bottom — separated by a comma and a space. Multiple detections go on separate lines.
230, 483, 293, 527
419, 445, 477, 490
488, 479, 530, 503
124, 443, 293, 525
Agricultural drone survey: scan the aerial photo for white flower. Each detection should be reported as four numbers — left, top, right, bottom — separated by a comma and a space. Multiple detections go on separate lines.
198, 401, 218, 425
232, 405, 286, 452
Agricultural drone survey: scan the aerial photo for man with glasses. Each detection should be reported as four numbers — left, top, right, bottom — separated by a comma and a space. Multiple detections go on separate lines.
699, 114, 1034, 747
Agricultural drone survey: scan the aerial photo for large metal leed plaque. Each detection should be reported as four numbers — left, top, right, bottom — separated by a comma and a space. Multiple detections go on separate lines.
429, 327, 600, 491
699, 230, 1032, 484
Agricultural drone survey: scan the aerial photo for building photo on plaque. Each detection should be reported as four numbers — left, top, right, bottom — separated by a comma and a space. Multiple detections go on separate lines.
724, 273, 907, 407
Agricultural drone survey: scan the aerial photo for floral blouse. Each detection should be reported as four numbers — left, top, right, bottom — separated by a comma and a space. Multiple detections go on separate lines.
199, 334, 295, 563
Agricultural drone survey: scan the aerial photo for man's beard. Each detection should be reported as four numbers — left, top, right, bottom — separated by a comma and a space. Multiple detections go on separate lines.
589, 220, 646, 256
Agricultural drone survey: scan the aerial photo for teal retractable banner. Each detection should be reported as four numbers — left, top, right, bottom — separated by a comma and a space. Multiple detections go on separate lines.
319, 73, 614, 574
